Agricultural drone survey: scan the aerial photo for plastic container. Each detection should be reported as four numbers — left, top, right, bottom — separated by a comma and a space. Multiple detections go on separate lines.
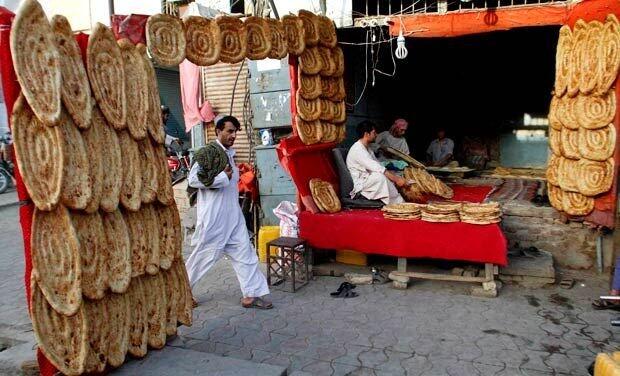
258, 226, 280, 262
336, 249, 368, 266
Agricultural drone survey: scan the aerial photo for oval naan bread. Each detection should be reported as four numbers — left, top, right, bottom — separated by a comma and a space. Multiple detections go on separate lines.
71, 211, 108, 300
139, 139, 159, 204
173, 260, 193, 326
579, 21, 604, 95
88, 23, 126, 129
11, 95, 64, 211
164, 266, 180, 336
107, 291, 131, 367
118, 39, 149, 140
32, 205, 82, 316
299, 72, 322, 100
51, 15, 92, 129
154, 144, 176, 206
156, 204, 176, 270
10, 0, 61, 126
560, 127, 580, 160
578, 124, 616, 161
332, 47, 345, 77
562, 191, 594, 216
216, 16, 247, 64
96, 107, 123, 212
101, 210, 131, 293
567, 20, 587, 97
296, 116, 322, 145
59, 112, 92, 210
548, 127, 562, 156
136, 44, 167, 144
124, 209, 148, 278
318, 15, 337, 48
299, 46, 322, 75
245, 16, 272, 60
83, 297, 110, 374
575, 92, 616, 130
146, 13, 187, 67
547, 183, 564, 212
298, 9, 320, 47
554, 25, 572, 97
145, 272, 168, 349
118, 130, 143, 211
310, 178, 341, 213
82, 107, 104, 214
282, 15, 305, 56
597, 14, 620, 95
548, 96, 562, 131
546, 154, 561, 186
184, 15, 221, 66
128, 277, 148, 358
142, 204, 161, 275
558, 157, 579, 192
31, 278, 88, 376
267, 18, 288, 60
576, 158, 614, 196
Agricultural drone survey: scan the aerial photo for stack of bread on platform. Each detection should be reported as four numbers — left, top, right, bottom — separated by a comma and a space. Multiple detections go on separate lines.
402, 166, 454, 201
382, 201, 502, 225
381, 203, 424, 220
459, 202, 502, 225
547, 15, 620, 217
421, 202, 462, 223
10, 1, 193, 374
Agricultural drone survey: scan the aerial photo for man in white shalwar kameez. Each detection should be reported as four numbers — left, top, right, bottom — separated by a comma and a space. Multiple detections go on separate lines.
346, 121, 407, 204
186, 116, 272, 309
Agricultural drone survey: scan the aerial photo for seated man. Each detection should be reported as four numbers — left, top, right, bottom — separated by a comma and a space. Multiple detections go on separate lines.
372, 118, 410, 159
426, 128, 456, 167
346, 120, 407, 205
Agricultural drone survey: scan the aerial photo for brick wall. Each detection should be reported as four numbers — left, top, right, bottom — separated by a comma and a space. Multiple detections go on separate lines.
500, 202, 600, 269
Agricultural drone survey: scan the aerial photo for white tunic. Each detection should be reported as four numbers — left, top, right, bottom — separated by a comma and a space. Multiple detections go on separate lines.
373, 131, 410, 157
185, 141, 269, 298
346, 140, 404, 205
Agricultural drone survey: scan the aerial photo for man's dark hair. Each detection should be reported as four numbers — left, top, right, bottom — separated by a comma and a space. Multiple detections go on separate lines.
215, 115, 241, 132
356, 120, 376, 139
161, 105, 170, 115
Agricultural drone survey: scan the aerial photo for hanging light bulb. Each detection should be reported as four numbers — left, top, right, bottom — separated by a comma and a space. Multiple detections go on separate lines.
395, 29, 408, 60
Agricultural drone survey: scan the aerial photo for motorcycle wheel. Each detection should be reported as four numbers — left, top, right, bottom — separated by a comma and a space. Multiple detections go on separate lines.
0, 171, 9, 194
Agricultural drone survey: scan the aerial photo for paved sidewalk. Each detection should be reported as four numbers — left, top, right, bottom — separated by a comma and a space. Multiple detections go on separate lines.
0, 187, 18, 209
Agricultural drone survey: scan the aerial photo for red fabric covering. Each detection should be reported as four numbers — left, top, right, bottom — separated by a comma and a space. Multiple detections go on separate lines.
238, 163, 258, 201
110, 14, 148, 45
300, 210, 508, 266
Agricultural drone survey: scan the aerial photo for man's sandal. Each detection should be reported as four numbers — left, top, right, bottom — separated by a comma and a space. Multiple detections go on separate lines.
592, 299, 620, 311
242, 297, 273, 310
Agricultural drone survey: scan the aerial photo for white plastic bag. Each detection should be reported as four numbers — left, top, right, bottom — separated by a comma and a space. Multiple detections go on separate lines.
273, 201, 298, 237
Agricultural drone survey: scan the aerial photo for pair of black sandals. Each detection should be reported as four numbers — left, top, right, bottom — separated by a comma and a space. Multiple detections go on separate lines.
330, 282, 358, 298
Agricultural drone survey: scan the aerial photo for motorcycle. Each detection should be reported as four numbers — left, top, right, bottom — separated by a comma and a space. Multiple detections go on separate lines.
0, 132, 15, 194
166, 139, 190, 185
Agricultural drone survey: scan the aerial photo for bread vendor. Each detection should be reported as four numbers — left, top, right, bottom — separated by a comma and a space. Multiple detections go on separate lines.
347, 120, 407, 204
426, 128, 456, 167
372, 118, 410, 159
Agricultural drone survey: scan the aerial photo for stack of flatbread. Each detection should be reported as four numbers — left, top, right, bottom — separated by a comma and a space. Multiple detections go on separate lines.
421, 202, 462, 223
403, 166, 454, 200
10, 1, 193, 374
547, 15, 619, 217
382, 203, 424, 220
459, 202, 502, 225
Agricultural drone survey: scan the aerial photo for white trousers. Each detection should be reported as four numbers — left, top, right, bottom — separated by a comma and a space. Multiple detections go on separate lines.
360, 172, 404, 204
185, 239, 270, 298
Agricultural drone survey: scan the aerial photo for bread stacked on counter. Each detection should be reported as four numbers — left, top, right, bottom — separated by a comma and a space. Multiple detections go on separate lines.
382, 201, 502, 225
547, 15, 620, 216
10, 1, 192, 374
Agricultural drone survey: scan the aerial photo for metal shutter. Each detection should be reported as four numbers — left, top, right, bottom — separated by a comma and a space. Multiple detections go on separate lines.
155, 67, 187, 140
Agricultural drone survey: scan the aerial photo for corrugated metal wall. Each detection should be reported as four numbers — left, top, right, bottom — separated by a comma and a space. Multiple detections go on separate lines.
201, 61, 252, 163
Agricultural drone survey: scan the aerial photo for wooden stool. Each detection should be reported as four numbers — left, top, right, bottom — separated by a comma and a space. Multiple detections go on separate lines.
266, 237, 309, 292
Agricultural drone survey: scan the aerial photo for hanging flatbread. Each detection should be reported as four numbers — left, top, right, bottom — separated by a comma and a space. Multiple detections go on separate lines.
320, 122, 338, 143
319, 98, 334, 122
298, 10, 320, 47
546, 153, 561, 186
171, 201, 183, 260
71, 211, 107, 300
245, 16, 272, 60
164, 267, 180, 336
30, 278, 87, 376
557, 95, 579, 130
318, 46, 336, 76
332, 47, 345, 77
578, 124, 616, 161
145, 272, 168, 349
554, 25, 572, 97
563, 191, 594, 216
330, 78, 346, 101
173, 260, 193, 326
83, 297, 109, 374
296, 116, 322, 145
51, 15, 92, 129
336, 123, 347, 143
142, 204, 161, 275
183, 15, 221, 66
548, 96, 563, 130
96, 108, 123, 212
596, 14, 620, 95
146, 13, 186, 67
128, 277, 148, 358
299, 72, 322, 99
558, 157, 579, 192
310, 178, 341, 213
317, 15, 337, 48
547, 183, 564, 211
332, 100, 346, 123
549, 127, 562, 156
118, 130, 143, 212
137, 44, 167, 144
156, 204, 176, 270
575, 92, 616, 130
299, 46, 322, 75
216, 16, 247, 64
118, 39, 149, 140
321, 77, 337, 99
267, 18, 288, 60
31, 205, 82, 316
88, 23, 126, 129
124, 209, 148, 278
560, 127, 580, 160
11, 95, 63, 211
567, 20, 587, 97
297, 93, 322, 121
282, 15, 305, 56
82, 108, 104, 214
107, 291, 131, 367
579, 20, 604, 94
154, 143, 176, 206
10, 0, 61, 126
59, 112, 92, 210
101, 210, 131, 294
139, 139, 159, 204
576, 158, 614, 196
